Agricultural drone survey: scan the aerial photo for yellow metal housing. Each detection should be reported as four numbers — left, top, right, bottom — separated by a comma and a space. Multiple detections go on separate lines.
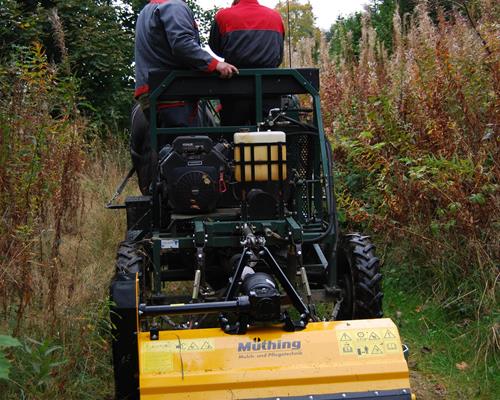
138, 318, 411, 400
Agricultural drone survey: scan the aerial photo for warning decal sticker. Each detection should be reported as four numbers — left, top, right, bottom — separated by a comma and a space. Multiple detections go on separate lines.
141, 342, 174, 375
336, 328, 401, 357
177, 339, 215, 352
141, 339, 215, 375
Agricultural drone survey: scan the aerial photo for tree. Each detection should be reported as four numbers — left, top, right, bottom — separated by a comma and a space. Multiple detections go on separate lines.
0, 0, 134, 131
276, 0, 315, 46
276, 0, 322, 65
327, 0, 417, 60
328, 12, 363, 60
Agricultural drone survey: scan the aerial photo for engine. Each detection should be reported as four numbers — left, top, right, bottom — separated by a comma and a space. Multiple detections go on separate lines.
159, 131, 287, 218
159, 136, 230, 214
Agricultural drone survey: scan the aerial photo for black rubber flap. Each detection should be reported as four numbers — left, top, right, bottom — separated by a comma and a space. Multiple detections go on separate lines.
245, 388, 412, 400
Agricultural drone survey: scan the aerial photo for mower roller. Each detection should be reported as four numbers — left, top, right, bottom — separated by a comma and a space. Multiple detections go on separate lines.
109, 69, 414, 400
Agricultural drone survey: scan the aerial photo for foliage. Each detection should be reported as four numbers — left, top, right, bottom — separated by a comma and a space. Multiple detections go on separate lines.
327, 12, 363, 61
328, 0, 417, 59
54, 0, 134, 131
12, 338, 67, 397
186, 0, 219, 43
0, 335, 21, 380
276, 0, 316, 45
276, 0, 323, 65
1, 298, 116, 399
0, 0, 134, 132
322, 0, 499, 347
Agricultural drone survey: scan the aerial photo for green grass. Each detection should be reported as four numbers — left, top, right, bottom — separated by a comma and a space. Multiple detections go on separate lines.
383, 265, 499, 399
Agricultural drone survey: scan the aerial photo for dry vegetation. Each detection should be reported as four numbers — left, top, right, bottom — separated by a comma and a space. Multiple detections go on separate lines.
0, 43, 133, 397
1, 143, 131, 398
321, 0, 498, 333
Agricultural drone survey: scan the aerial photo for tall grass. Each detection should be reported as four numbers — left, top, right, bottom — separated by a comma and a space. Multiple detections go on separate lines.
0, 42, 135, 398
0, 141, 132, 399
322, 0, 498, 356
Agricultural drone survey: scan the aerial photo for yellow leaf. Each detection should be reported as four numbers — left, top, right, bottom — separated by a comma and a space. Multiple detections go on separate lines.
455, 361, 469, 371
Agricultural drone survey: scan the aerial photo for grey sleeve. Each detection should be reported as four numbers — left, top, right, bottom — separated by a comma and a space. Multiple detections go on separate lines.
158, 2, 218, 72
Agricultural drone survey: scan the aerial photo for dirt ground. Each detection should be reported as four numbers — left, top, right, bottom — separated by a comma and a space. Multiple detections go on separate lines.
411, 371, 448, 399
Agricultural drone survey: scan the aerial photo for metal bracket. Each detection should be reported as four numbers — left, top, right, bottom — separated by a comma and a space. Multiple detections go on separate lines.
286, 216, 302, 243
194, 220, 205, 247
105, 167, 135, 209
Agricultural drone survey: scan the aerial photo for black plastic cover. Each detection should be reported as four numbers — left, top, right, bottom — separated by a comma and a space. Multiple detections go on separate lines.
110, 274, 137, 309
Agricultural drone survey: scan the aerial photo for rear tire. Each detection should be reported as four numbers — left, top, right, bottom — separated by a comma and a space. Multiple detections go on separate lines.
337, 233, 383, 320
116, 241, 143, 274
110, 241, 143, 400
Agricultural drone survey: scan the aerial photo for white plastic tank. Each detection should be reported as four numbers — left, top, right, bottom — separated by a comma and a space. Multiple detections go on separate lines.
234, 131, 287, 182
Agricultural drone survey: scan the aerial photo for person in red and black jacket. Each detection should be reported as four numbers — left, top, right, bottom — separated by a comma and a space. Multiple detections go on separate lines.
209, 0, 285, 126
131, 0, 238, 194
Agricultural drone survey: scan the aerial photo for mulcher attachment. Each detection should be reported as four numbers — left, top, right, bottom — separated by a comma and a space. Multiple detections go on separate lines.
138, 319, 413, 400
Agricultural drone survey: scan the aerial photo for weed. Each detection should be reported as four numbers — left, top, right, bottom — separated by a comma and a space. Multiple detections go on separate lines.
0, 335, 21, 380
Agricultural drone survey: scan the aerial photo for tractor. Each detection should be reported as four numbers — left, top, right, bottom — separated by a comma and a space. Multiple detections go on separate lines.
108, 69, 413, 400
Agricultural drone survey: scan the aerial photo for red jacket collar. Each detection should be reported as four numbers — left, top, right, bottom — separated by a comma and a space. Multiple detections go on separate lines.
236, 0, 260, 4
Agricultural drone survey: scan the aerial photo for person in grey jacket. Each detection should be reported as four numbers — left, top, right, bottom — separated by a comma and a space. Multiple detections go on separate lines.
131, 0, 238, 194
134, 0, 237, 109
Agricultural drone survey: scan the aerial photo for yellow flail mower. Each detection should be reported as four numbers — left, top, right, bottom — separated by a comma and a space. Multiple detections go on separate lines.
108, 69, 413, 400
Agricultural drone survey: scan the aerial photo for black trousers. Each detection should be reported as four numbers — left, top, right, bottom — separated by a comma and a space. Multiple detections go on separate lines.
219, 96, 281, 126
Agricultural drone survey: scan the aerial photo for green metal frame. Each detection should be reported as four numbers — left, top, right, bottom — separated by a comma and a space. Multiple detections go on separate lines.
147, 69, 334, 294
